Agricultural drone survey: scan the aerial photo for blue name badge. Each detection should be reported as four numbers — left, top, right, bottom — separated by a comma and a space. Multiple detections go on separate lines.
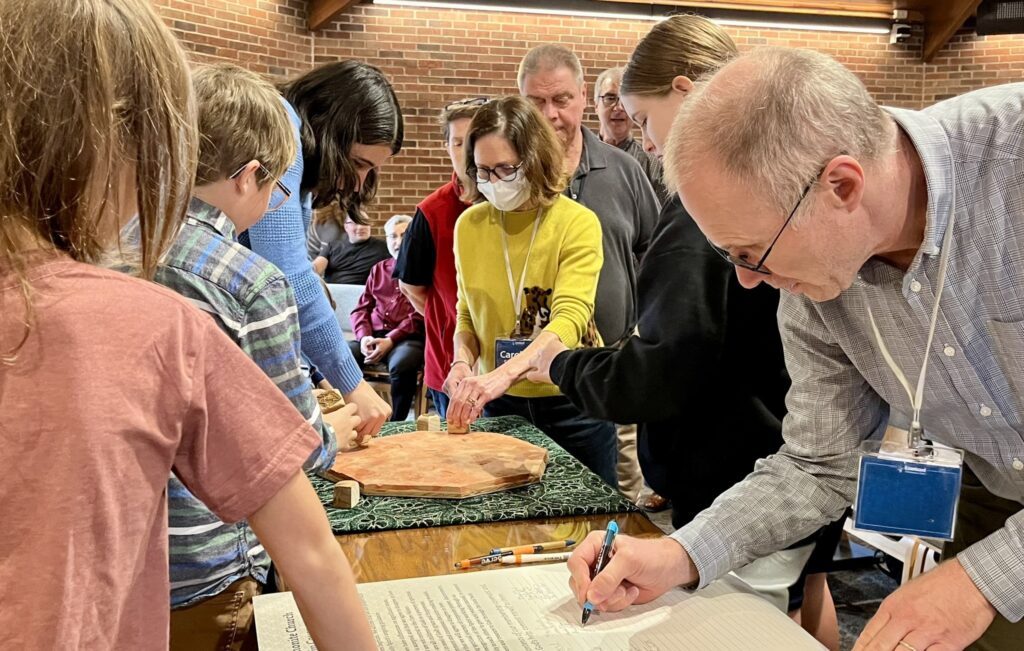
854, 441, 963, 540
494, 337, 530, 369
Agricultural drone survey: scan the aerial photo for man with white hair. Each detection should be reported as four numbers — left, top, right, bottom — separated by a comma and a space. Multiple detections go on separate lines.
594, 66, 667, 201
567, 47, 1024, 651
348, 214, 424, 420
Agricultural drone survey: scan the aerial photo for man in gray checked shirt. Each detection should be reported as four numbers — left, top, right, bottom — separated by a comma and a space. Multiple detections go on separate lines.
567, 47, 1024, 651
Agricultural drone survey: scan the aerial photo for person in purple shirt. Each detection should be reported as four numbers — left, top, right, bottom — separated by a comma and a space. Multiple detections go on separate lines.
348, 215, 424, 420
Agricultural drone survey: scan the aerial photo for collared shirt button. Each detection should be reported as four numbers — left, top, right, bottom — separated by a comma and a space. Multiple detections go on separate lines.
980, 404, 992, 417
1013, 458, 1024, 471
943, 345, 956, 357
909, 280, 922, 293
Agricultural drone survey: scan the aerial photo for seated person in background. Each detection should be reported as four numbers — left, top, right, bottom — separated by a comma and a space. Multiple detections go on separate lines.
314, 209, 390, 285
443, 96, 617, 486
149, 63, 359, 650
307, 203, 367, 259
348, 215, 425, 421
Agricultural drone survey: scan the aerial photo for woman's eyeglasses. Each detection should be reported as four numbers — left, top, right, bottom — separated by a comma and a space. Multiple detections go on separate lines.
470, 162, 523, 184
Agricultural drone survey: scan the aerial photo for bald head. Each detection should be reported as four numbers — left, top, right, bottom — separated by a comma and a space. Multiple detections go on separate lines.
663, 47, 896, 216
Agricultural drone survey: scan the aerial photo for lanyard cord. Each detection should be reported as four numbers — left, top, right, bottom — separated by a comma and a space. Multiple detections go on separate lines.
500, 207, 543, 332
867, 186, 957, 449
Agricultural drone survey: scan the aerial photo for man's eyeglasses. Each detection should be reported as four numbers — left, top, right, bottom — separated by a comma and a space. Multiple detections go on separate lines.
229, 162, 291, 212
708, 172, 818, 275
597, 93, 623, 108
471, 162, 523, 184
445, 97, 489, 110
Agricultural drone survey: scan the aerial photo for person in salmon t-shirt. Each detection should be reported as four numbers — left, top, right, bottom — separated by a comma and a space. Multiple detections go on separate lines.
0, 2, 375, 650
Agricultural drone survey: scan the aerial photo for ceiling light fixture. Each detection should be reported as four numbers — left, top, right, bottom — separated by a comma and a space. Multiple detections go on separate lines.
372, 0, 891, 35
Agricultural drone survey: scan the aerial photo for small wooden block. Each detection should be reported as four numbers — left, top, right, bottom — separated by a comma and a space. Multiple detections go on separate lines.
313, 388, 344, 414
446, 421, 469, 435
416, 413, 442, 432
332, 480, 360, 509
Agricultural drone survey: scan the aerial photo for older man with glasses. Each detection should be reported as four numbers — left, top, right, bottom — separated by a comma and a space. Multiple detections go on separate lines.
568, 47, 1024, 651
595, 66, 668, 202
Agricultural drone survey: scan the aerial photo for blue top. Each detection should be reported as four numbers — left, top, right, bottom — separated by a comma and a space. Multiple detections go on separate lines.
239, 99, 364, 393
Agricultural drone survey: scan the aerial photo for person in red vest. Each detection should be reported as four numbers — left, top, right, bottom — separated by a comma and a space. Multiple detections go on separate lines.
394, 98, 485, 417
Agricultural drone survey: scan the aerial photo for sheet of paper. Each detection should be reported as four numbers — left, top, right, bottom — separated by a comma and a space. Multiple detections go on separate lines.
253, 592, 318, 651
255, 565, 823, 650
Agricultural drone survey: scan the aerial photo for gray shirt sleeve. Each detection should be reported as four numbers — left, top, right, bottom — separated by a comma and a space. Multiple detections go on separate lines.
671, 292, 886, 587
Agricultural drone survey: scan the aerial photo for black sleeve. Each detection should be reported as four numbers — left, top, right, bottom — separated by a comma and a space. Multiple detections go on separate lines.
553, 199, 733, 423
393, 208, 436, 285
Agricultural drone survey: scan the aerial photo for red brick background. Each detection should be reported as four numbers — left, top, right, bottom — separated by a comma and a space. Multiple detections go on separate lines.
152, 1, 1023, 228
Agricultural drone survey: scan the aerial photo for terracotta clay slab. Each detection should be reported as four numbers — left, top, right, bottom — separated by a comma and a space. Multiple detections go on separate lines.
325, 431, 548, 499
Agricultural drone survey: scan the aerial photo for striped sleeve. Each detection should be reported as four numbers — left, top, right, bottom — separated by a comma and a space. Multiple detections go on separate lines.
238, 275, 337, 472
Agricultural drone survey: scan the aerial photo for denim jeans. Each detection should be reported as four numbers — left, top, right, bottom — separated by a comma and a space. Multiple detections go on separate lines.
428, 388, 450, 419
484, 394, 617, 486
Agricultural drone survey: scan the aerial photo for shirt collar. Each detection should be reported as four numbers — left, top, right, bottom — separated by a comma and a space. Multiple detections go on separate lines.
576, 127, 608, 177
884, 106, 956, 259
187, 196, 236, 241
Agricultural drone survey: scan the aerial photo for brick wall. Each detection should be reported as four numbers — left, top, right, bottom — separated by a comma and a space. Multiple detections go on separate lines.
152, 1, 1019, 228
923, 28, 1024, 104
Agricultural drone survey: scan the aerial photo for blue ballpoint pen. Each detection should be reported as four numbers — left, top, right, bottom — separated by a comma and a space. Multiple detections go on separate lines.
581, 521, 619, 625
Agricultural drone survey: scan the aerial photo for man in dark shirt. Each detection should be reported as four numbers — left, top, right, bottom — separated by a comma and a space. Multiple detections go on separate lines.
594, 67, 669, 203
314, 211, 389, 285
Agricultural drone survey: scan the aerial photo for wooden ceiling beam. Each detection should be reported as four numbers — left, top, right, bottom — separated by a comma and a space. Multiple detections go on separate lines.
918, 0, 982, 62
309, 0, 362, 31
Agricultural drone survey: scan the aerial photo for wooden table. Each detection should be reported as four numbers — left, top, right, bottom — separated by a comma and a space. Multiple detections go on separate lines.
336, 511, 663, 584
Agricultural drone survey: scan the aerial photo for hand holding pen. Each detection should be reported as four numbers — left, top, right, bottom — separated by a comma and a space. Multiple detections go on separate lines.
566, 529, 700, 621
581, 521, 618, 624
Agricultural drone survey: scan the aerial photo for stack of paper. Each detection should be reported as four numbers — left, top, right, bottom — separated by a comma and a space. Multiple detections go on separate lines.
254, 564, 824, 650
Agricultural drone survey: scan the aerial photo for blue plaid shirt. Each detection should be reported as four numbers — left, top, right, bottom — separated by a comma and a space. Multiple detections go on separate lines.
674, 83, 1024, 622
159, 198, 337, 607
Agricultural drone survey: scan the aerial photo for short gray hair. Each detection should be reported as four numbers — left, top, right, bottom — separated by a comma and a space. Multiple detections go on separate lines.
594, 67, 624, 104
384, 214, 412, 235
518, 44, 584, 90
664, 47, 897, 217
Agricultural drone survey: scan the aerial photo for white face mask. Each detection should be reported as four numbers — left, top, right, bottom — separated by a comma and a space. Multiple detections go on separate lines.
478, 175, 531, 212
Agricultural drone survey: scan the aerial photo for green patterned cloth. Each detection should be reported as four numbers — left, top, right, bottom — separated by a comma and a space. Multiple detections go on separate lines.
311, 416, 637, 534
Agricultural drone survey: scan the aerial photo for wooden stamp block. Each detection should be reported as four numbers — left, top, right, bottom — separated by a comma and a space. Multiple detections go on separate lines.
446, 421, 469, 435
416, 413, 442, 432
332, 480, 360, 509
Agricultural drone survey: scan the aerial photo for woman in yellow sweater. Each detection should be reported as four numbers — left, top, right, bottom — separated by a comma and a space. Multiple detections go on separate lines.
444, 96, 617, 485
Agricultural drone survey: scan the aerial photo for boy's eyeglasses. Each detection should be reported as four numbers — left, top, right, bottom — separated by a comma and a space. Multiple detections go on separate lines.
229, 162, 291, 213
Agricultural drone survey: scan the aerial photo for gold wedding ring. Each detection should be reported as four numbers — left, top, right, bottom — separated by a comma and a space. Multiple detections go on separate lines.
897, 642, 916, 651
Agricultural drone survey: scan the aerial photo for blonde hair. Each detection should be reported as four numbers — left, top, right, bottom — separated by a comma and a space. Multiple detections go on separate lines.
518, 44, 584, 90
193, 63, 295, 186
621, 14, 738, 97
664, 47, 897, 216
462, 96, 567, 207
1, 0, 196, 360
